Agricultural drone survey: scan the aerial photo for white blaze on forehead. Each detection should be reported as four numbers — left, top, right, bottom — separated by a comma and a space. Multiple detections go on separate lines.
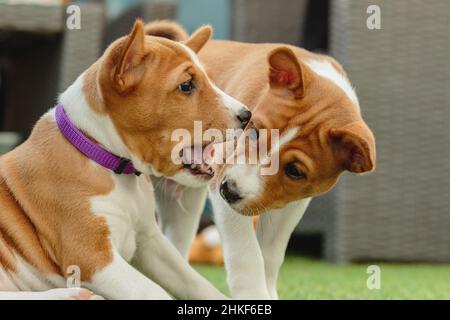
305, 59, 360, 111
181, 44, 247, 115
260, 126, 300, 166
259, 126, 299, 176
269, 126, 300, 158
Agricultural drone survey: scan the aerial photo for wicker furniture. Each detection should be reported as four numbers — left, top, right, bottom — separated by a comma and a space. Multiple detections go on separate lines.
137, 0, 309, 44
0, 2, 104, 135
0, 2, 104, 89
313, 0, 450, 262
60, 2, 104, 89
0, 2, 64, 33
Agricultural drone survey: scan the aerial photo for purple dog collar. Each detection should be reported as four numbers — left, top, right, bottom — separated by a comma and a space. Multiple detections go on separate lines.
55, 104, 140, 175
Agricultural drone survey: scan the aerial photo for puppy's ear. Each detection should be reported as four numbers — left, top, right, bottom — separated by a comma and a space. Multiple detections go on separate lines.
114, 19, 147, 92
184, 25, 212, 53
329, 122, 376, 174
268, 47, 308, 98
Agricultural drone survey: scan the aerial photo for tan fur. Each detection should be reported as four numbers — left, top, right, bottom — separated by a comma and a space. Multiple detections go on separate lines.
0, 118, 113, 280
0, 20, 244, 287
98, 22, 236, 177
145, 21, 376, 215
199, 40, 376, 215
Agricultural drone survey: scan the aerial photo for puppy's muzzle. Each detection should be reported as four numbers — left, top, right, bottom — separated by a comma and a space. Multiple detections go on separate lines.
219, 179, 242, 204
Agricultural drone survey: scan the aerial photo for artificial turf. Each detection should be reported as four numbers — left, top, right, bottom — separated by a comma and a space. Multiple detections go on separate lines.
194, 256, 450, 299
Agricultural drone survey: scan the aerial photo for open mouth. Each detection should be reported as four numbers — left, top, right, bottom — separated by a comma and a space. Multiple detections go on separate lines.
180, 144, 215, 179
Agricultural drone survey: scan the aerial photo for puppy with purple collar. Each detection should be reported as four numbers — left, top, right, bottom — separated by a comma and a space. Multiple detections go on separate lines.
0, 20, 250, 299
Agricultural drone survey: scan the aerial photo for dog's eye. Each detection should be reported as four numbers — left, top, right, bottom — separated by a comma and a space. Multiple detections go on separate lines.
284, 163, 305, 180
178, 80, 195, 94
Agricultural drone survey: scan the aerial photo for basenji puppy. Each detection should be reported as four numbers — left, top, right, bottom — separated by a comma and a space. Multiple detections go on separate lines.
0, 20, 250, 300
145, 21, 376, 299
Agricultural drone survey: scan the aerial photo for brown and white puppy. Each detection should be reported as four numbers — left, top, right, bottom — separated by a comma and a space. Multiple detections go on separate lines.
0, 20, 250, 300
145, 21, 376, 299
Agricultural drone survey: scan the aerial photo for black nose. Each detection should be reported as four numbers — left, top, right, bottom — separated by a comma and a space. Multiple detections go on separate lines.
237, 109, 252, 128
220, 179, 242, 204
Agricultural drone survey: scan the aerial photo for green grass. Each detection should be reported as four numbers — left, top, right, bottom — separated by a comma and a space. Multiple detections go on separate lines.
194, 256, 450, 299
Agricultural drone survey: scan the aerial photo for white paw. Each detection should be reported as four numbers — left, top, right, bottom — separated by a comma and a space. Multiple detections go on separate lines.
43, 288, 105, 300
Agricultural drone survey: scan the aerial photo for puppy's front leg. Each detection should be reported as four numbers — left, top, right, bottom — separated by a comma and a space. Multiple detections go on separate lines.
132, 227, 227, 300
84, 250, 172, 300
154, 177, 208, 258
256, 198, 311, 299
210, 192, 271, 300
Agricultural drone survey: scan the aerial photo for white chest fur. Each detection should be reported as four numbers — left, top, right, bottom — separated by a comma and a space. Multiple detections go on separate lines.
90, 172, 155, 262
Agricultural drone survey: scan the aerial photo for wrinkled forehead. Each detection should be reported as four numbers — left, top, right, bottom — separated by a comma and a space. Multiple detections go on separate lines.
256, 58, 360, 134
144, 37, 215, 88
271, 126, 300, 153
259, 122, 333, 167
254, 126, 302, 165
276, 127, 315, 163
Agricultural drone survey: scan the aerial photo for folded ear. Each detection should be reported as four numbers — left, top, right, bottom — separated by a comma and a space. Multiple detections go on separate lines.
114, 19, 147, 92
184, 25, 212, 53
268, 47, 308, 98
329, 121, 376, 174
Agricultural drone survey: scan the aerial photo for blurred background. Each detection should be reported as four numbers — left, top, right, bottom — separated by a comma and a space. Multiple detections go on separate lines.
0, 0, 449, 298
